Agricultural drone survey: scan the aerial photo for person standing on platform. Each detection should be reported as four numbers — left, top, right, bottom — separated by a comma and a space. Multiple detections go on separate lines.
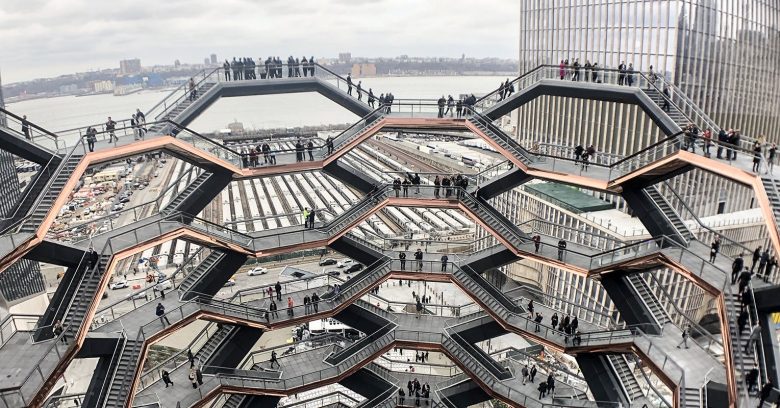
162, 370, 174, 387
532, 235, 541, 253
275, 282, 282, 301
440, 254, 448, 272
307, 140, 314, 161
415, 248, 424, 272
21, 115, 31, 140
399, 251, 407, 270
437, 95, 446, 118
189, 367, 198, 389
752, 246, 763, 273
346, 74, 353, 96
732, 253, 745, 284
676, 324, 691, 349
356, 81, 363, 101
710, 237, 721, 262
156, 303, 171, 327
557, 239, 567, 261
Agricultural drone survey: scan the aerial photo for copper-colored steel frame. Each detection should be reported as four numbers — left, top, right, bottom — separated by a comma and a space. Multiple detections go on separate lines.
2, 123, 757, 406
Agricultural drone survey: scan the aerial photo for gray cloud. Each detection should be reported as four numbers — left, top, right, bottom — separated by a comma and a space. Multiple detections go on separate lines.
0, 0, 517, 83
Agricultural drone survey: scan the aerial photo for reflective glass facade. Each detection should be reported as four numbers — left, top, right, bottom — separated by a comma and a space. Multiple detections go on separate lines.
519, 0, 780, 145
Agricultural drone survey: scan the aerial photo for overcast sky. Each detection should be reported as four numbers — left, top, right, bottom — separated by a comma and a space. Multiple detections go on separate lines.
0, 0, 518, 84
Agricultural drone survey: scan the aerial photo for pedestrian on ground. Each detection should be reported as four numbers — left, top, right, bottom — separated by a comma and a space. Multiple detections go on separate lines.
530, 365, 537, 382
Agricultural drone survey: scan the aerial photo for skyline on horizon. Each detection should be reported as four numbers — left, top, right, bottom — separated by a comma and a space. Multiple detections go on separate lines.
0, 0, 518, 84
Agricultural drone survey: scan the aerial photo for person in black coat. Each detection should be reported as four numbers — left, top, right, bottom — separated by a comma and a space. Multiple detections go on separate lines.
732, 253, 745, 284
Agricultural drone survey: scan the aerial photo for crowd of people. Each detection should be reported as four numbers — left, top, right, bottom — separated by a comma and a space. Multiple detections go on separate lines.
390, 173, 471, 199
398, 378, 430, 406
435, 94, 478, 118
222, 56, 317, 81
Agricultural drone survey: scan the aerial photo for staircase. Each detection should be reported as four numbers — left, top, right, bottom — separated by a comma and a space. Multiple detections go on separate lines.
2, 161, 59, 230
328, 115, 385, 157
221, 394, 245, 408
644, 186, 693, 244
147, 83, 217, 133
761, 177, 780, 227
442, 334, 512, 383
682, 387, 702, 408
458, 194, 529, 249
196, 324, 236, 364
452, 266, 522, 321
177, 250, 226, 295
724, 291, 754, 402
325, 258, 392, 301
467, 117, 535, 165
36, 253, 108, 341
625, 274, 670, 326
104, 339, 143, 408
19, 154, 83, 233
606, 354, 644, 402
643, 88, 690, 129
162, 171, 211, 213
326, 325, 394, 366
65, 254, 111, 339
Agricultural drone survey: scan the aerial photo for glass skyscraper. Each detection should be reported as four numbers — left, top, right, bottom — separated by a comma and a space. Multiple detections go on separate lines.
499, 0, 780, 324
518, 0, 780, 151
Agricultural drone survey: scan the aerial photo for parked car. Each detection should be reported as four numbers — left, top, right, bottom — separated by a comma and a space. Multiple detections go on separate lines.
345, 264, 364, 273
325, 270, 341, 277
319, 258, 337, 266
247, 267, 268, 276
153, 280, 173, 291
223, 279, 236, 287
336, 259, 353, 268
109, 280, 128, 290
